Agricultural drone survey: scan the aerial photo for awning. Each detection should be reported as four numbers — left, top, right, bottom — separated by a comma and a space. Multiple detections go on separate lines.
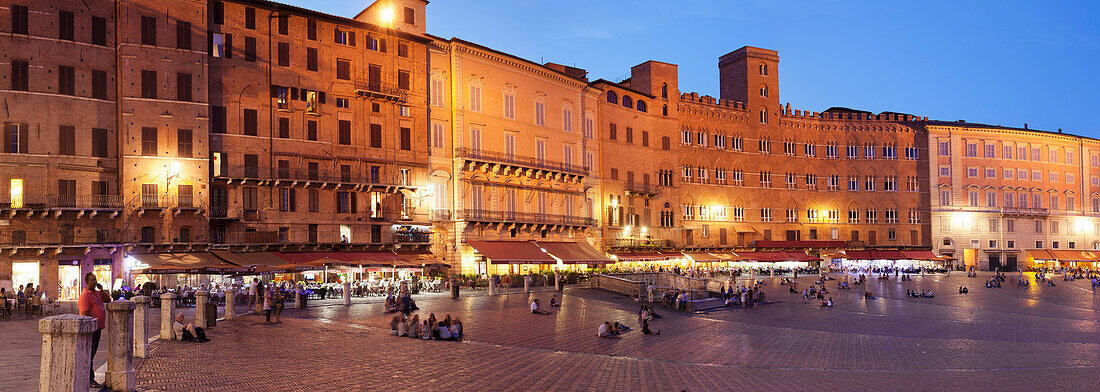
682, 252, 722, 262
272, 252, 409, 267
1048, 250, 1098, 262
900, 250, 939, 260
1026, 249, 1057, 260
536, 241, 612, 264
841, 250, 919, 260
211, 251, 285, 267
131, 252, 249, 274
731, 251, 821, 262
753, 241, 848, 248
467, 241, 557, 264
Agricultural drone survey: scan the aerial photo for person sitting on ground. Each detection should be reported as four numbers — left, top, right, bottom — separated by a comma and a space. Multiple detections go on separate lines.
1047, 280, 1056, 287
420, 321, 432, 340
437, 321, 455, 341
597, 321, 618, 339
641, 317, 661, 335
647, 306, 662, 318
613, 321, 632, 333
449, 318, 463, 340
864, 291, 874, 299
397, 315, 409, 337
550, 294, 560, 307
530, 299, 551, 315
389, 315, 402, 335
408, 315, 421, 338
173, 313, 209, 342
826, 297, 834, 307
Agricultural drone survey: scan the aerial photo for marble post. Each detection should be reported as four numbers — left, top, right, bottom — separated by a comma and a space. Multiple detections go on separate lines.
131, 296, 150, 358
38, 314, 97, 392
194, 290, 209, 329
489, 277, 498, 296
343, 281, 351, 306
105, 300, 136, 392
160, 293, 176, 340
554, 273, 561, 291
295, 291, 305, 309
523, 276, 531, 293
224, 290, 236, 320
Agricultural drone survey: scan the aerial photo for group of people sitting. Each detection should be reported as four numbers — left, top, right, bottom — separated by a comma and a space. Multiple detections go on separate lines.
958, 286, 969, 294
836, 282, 852, 290
722, 286, 765, 308
900, 274, 913, 281
661, 289, 690, 311
596, 321, 635, 338
819, 296, 834, 307
986, 274, 1006, 288
801, 285, 829, 301
390, 313, 463, 341
530, 298, 555, 315
906, 289, 935, 298
384, 293, 419, 314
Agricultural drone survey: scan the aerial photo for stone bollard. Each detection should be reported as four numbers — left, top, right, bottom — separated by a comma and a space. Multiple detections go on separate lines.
343, 281, 351, 306
160, 293, 176, 340
195, 290, 209, 329
131, 296, 150, 359
523, 276, 531, 293
224, 290, 236, 320
489, 278, 498, 296
554, 273, 561, 291
39, 314, 98, 392
105, 300, 136, 392
296, 291, 305, 309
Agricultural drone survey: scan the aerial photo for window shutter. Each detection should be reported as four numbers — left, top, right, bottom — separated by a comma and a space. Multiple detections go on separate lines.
19, 125, 28, 153
380, 38, 387, 53
224, 34, 232, 58
334, 29, 340, 43
270, 85, 278, 98
318, 91, 326, 104
207, 31, 213, 55
290, 87, 298, 100
351, 192, 358, 211
348, 31, 355, 46
3, 126, 11, 153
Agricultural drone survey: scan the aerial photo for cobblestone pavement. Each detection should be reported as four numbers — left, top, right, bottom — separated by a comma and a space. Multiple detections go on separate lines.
122, 272, 1100, 391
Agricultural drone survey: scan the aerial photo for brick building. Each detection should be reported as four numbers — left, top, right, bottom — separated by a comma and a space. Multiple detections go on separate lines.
2, 0, 1094, 297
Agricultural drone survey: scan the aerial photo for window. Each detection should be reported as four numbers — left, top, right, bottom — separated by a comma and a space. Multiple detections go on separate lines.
469, 85, 482, 112
940, 190, 951, 206
277, 15, 288, 35
243, 109, 257, 136
848, 209, 859, 223
966, 167, 978, 178
11, 5, 28, 35
58, 126, 75, 156
141, 127, 158, 156
965, 142, 977, 157
398, 71, 410, 90
848, 176, 859, 191
759, 109, 768, 124
92, 128, 108, 158
984, 143, 995, 158
562, 108, 573, 132
985, 168, 996, 178
177, 129, 192, 158
89, 69, 108, 100
626, 127, 634, 144
404, 7, 416, 24
804, 143, 816, 157
307, 19, 317, 40
92, 17, 107, 46
141, 16, 157, 46
176, 21, 191, 50
335, 97, 349, 108
759, 139, 771, 154
759, 64, 768, 75
370, 124, 383, 148
400, 127, 411, 150
334, 29, 351, 45
397, 42, 409, 58
307, 120, 318, 141
939, 166, 950, 177
211, 106, 226, 133
277, 42, 290, 67
431, 78, 444, 107
140, 70, 157, 99
338, 120, 352, 145
58, 66, 75, 95
848, 144, 859, 158
534, 101, 545, 126
58, 10, 75, 41
278, 118, 289, 138
622, 95, 632, 108
336, 59, 351, 80
244, 36, 256, 62
176, 73, 191, 101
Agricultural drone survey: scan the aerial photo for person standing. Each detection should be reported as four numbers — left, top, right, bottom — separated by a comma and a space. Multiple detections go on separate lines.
248, 278, 258, 313
263, 286, 274, 323
78, 272, 107, 389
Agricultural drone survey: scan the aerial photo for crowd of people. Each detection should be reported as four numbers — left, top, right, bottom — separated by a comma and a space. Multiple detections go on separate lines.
390, 313, 463, 341
906, 289, 935, 298
721, 285, 766, 308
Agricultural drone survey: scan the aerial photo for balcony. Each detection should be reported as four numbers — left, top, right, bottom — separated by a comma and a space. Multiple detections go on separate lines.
0, 194, 123, 212
1000, 207, 1050, 216
456, 148, 587, 178
624, 183, 660, 197
210, 205, 241, 220
0, 228, 122, 247
606, 237, 675, 249
458, 209, 596, 227
353, 80, 408, 103
216, 164, 416, 191
212, 225, 388, 246
430, 209, 452, 222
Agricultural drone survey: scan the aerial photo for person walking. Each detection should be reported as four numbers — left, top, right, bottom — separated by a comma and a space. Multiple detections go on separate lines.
77, 272, 107, 389
248, 278, 258, 313
263, 286, 274, 323
273, 285, 284, 323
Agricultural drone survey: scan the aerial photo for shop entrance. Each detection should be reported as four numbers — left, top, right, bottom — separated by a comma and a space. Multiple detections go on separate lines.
12, 261, 39, 291
1005, 255, 1018, 272
58, 263, 81, 300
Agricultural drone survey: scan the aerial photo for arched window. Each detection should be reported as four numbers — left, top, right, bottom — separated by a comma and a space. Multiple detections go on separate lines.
606, 91, 617, 103
622, 95, 632, 108
661, 83, 668, 98
662, 105, 668, 116
636, 100, 646, 112
759, 109, 768, 124
760, 85, 768, 97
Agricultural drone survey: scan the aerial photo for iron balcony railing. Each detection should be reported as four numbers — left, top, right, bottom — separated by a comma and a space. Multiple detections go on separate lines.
216, 164, 412, 188
606, 237, 675, 249
456, 147, 587, 176
624, 183, 661, 195
430, 209, 452, 222
0, 194, 123, 209
458, 209, 596, 227
211, 224, 428, 246
353, 80, 408, 103
0, 228, 122, 246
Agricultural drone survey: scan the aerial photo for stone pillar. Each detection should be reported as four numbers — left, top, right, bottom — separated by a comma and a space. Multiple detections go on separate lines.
295, 291, 305, 309
343, 281, 351, 306
194, 290, 209, 329
224, 290, 236, 320
554, 273, 561, 291
523, 276, 531, 293
770, 268, 775, 278
131, 296, 150, 359
105, 300, 136, 392
38, 314, 97, 392
489, 278, 498, 296
160, 293, 176, 340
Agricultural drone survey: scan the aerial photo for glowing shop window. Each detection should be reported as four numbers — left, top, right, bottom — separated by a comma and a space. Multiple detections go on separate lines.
10, 178, 23, 208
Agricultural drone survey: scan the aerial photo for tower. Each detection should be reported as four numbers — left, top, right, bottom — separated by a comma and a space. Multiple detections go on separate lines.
718, 46, 779, 123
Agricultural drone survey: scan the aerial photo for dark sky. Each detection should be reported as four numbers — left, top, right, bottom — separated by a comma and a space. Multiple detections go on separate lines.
290, 0, 1100, 136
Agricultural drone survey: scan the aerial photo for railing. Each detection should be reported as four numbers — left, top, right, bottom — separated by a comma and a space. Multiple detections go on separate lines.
167, 194, 203, 209
590, 274, 646, 298
210, 205, 239, 219
212, 226, 386, 245
0, 194, 123, 209
624, 183, 661, 195
456, 147, 587, 176
606, 237, 674, 249
130, 195, 173, 209
353, 80, 408, 103
430, 209, 452, 222
393, 231, 431, 244
217, 164, 413, 187
1000, 207, 1050, 215
458, 209, 596, 227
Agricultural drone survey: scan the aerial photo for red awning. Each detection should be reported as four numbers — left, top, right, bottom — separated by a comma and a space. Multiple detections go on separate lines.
131, 252, 249, 274
900, 250, 939, 260
468, 241, 557, 264
753, 241, 848, 248
536, 241, 612, 264
729, 251, 819, 262
1026, 249, 1056, 260
272, 252, 406, 267
842, 250, 934, 260
612, 251, 672, 261
682, 252, 722, 262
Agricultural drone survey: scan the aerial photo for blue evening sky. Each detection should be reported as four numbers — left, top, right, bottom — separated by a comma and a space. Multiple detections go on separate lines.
287, 0, 1099, 136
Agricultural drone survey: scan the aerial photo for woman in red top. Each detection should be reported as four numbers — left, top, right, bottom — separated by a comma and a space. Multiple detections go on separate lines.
77, 272, 106, 389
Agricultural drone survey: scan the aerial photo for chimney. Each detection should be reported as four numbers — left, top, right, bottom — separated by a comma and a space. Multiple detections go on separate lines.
1024, 123, 1028, 129
1058, 128, 1063, 133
